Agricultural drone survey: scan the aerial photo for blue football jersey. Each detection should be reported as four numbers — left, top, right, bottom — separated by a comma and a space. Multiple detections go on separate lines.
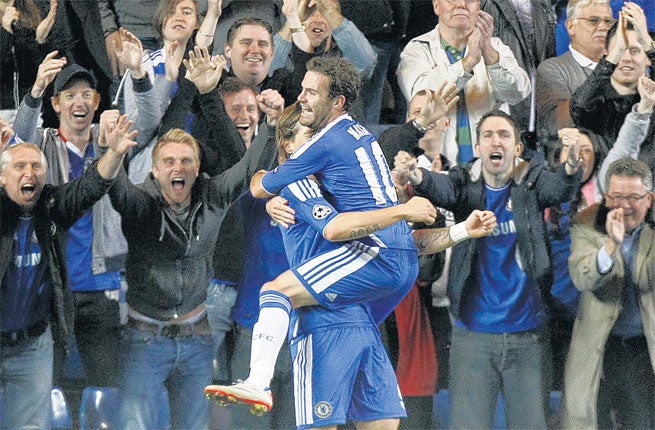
280, 178, 340, 267
459, 184, 544, 332
261, 115, 414, 251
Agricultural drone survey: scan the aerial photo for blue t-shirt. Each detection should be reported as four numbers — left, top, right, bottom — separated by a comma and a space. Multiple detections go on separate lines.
459, 184, 544, 332
231, 193, 289, 328
261, 115, 414, 251
1, 217, 51, 330
65, 143, 121, 292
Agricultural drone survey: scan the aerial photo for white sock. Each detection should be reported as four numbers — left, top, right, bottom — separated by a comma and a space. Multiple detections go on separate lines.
246, 291, 291, 390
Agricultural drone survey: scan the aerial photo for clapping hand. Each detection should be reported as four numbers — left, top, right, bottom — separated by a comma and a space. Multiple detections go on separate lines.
605, 207, 626, 256
35, 0, 57, 44
637, 76, 655, 113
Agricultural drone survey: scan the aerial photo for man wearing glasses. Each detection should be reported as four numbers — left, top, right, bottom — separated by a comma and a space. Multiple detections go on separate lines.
396, 0, 530, 168
536, 0, 615, 158
567, 157, 655, 429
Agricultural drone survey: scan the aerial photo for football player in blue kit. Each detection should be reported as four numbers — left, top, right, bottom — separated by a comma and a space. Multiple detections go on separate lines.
206, 88, 492, 430
265, 105, 495, 430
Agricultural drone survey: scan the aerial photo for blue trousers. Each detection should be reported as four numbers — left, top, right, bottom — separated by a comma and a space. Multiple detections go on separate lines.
205, 281, 237, 382
119, 327, 214, 430
0, 326, 53, 429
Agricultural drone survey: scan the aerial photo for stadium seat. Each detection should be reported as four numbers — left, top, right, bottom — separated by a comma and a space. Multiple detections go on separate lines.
50, 387, 73, 429
80, 386, 170, 430
79, 386, 120, 430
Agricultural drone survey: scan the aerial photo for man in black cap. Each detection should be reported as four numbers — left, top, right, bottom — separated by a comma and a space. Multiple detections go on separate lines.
12, 52, 150, 387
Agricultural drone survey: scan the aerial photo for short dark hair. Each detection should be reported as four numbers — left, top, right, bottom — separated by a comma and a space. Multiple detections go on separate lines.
305, 57, 361, 111
605, 158, 653, 191
226, 17, 274, 47
218, 77, 257, 97
475, 109, 519, 143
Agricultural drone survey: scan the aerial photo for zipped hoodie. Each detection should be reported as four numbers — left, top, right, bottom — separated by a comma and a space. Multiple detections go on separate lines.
107, 127, 276, 321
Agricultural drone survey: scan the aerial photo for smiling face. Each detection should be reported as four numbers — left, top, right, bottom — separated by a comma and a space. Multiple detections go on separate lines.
297, 71, 340, 131
1, 145, 47, 209
475, 115, 522, 186
152, 141, 200, 208
223, 89, 260, 148
51, 80, 99, 135
161, 0, 199, 44
605, 175, 653, 232
610, 30, 649, 92
224, 24, 274, 87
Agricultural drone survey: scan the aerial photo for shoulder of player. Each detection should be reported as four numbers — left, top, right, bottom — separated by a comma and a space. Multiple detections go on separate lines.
281, 178, 324, 202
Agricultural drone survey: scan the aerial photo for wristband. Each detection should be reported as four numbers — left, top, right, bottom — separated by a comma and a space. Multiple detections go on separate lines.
290, 25, 306, 34
449, 221, 470, 243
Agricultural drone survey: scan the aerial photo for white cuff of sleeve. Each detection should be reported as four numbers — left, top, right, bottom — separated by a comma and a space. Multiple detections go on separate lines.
449, 221, 470, 243
597, 245, 614, 274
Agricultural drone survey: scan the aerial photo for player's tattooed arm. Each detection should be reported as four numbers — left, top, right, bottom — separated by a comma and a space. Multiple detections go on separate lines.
413, 210, 497, 255
323, 196, 437, 241
347, 224, 381, 239
413, 228, 453, 255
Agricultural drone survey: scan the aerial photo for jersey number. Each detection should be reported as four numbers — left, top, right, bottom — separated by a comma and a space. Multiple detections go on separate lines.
354, 143, 398, 207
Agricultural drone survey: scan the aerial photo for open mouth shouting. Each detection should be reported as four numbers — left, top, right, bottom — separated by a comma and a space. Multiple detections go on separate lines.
489, 152, 503, 163
20, 183, 38, 201
171, 177, 186, 192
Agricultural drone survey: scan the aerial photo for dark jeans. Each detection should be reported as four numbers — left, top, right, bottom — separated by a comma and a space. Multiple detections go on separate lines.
598, 335, 655, 430
74, 290, 122, 387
